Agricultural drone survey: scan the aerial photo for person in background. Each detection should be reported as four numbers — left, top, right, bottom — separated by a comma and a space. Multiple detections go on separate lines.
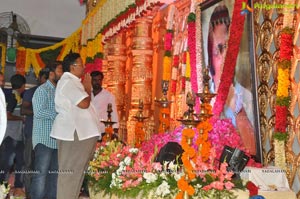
50, 53, 100, 199
0, 74, 26, 197
207, 4, 256, 155
0, 72, 6, 145
90, 70, 119, 137
30, 62, 63, 199
21, 68, 47, 198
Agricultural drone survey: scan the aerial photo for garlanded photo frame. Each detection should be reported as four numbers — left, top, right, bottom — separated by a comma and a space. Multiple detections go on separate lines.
199, 0, 263, 163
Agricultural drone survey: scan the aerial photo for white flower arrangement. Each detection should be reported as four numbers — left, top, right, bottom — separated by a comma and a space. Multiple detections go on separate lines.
155, 180, 171, 197
143, 172, 158, 183
0, 183, 10, 199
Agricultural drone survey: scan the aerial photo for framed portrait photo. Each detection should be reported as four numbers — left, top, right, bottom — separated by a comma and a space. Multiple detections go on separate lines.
199, 0, 262, 163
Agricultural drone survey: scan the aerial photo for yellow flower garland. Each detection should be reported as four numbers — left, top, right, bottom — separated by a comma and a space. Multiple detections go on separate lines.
185, 52, 191, 78
276, 68, 290, 97
162, 56, 172, 80
0, 43, 6, 73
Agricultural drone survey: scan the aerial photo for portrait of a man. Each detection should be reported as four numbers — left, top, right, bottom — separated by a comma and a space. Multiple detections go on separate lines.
201, 0, 259, 157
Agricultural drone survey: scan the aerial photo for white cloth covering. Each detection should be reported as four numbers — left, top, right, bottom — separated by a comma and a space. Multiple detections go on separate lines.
240, 166, 290, 191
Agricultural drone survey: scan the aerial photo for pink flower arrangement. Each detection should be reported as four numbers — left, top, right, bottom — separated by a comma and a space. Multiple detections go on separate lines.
140, 126, 183, 161
202, 161, 235, 191
209, 118, 262, 167
87, 118, 261, 197
209, 118, 245, 158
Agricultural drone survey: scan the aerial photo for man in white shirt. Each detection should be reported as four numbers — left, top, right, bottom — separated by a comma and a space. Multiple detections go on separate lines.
90, 71, 119, 136
50, 53, 101, 199
0, 72, 6, 145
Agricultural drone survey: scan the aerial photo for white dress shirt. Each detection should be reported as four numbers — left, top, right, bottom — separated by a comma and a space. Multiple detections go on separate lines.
91, 88, 119, 133
0, 88, 6, 145
51, 72, 101, 141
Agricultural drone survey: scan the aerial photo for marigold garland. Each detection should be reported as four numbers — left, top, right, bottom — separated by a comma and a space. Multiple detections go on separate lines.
196, 118, 212, 162
15, 29, 82, 76
274, 106, 288, 132
15, 49, 26, 75
185, 52, 191, 79
171, 55, 179, 94
195, 103, 212, 162
177, 127, 196, 198
0, 44, 6, 73
274, 27, 294, 141
277, 68, 290, 97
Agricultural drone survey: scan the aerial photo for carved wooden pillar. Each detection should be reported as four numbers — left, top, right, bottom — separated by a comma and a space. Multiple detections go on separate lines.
127, 17, 154, 145
106, 33, 127, 135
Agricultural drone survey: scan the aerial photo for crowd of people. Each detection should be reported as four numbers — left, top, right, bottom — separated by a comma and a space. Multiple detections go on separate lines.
0, 52, 119, 199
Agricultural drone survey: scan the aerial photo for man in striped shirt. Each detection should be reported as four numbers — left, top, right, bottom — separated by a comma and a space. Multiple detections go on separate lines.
31, 62, 63, 199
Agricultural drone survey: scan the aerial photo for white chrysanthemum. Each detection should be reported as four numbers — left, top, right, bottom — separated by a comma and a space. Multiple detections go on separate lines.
159, 172, 167, 180
168, 161, 177, 171
110, 173, 122, 188
155, 180, 170, 197
143, 172, 158, 183
163, 161, 169, 171
119, 161, 125, 167
174, 172, 184, 181
129, 148, 138, 154
124, 157, 131, 166
0, 185, 5, 199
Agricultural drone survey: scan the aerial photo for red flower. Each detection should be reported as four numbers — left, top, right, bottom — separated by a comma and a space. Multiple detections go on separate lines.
181, 78, 186, 90
173, 55, 179, 67
171, 80, 177, 93
213, 0, 246, 117
94, 58, 103, 71
182, 52, 186, 64
164, 32, 173, 51
275, 105, 288, 132
246, 181, 258, 197
280, 33, 293, 61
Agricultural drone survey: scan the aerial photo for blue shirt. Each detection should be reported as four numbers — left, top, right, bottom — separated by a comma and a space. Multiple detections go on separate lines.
32, 80, 57, 149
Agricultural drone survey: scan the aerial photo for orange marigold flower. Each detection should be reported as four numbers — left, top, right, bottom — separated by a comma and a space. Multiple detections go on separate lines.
187, 185, 195, 196
175, 191, 183, 199
178, 177, 189, 190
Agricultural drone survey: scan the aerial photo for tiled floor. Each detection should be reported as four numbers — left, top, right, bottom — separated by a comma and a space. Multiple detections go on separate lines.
6, 173, 90, 199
